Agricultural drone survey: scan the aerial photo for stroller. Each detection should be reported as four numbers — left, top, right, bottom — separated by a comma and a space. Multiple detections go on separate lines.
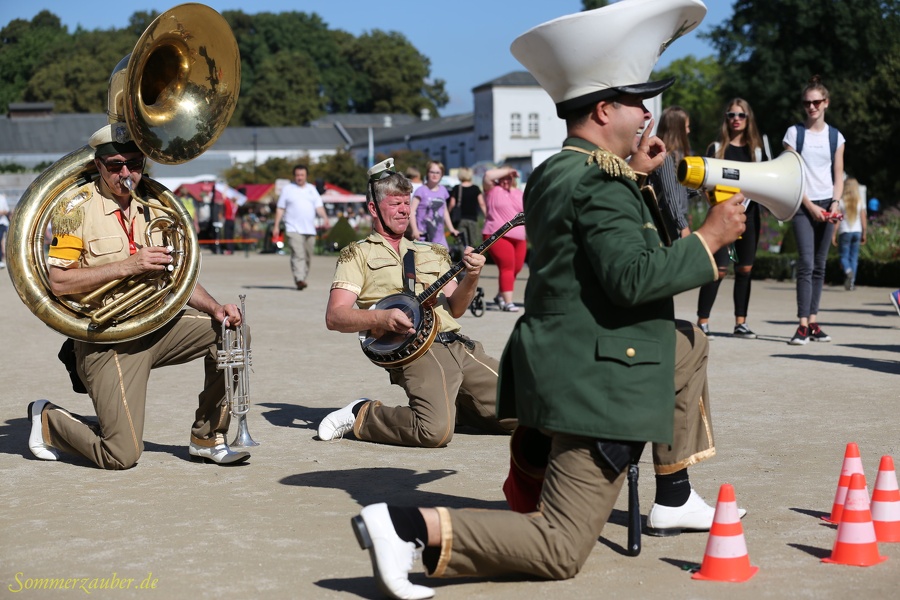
450, 230, 485, 318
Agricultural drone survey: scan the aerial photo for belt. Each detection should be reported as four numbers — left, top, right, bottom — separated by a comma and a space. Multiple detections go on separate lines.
434, 331, 475, 350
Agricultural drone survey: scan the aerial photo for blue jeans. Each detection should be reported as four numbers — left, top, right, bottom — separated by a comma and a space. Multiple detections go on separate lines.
838, 231, 861, 283
793, 201, 835, 319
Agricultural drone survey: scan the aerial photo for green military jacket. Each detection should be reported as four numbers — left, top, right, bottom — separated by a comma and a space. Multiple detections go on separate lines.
497, 137, 717, 444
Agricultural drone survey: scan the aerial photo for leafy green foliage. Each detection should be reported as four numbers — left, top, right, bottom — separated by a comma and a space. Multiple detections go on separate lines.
222, 156, 302, 188
309, 150, 368, 194
241, 50, 325, 126
703, 0, 900, 204
346, 30, 448, 115
581, 0, 610, 10
652, 56, 723, 155
1, 9, 449, 122
0, 12, 69, 111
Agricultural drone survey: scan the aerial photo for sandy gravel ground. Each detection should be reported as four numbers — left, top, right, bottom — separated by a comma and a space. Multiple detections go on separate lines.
2, 250, 899, 599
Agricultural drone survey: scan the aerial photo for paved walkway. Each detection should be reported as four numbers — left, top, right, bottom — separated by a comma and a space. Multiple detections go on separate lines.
2, 252, 898, 599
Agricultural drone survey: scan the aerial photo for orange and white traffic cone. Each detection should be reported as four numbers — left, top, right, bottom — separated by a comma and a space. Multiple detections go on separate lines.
823, 442, 866, 524
692, 483, 758, 582
822, 473, 887, 566
871, 455, 900, 543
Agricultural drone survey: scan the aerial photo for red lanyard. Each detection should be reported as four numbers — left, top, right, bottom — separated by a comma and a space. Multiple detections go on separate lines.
114, 209, 137, 255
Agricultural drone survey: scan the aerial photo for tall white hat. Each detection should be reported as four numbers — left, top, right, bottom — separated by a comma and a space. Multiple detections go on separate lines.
511, 0, 707, 118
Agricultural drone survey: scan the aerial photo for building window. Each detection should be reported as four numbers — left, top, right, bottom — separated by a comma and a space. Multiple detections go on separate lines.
510, 113, 522, 137
528, 113, 539, 137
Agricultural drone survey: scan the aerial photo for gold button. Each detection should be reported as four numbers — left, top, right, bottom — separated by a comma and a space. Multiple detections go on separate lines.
626, 348, 636, 358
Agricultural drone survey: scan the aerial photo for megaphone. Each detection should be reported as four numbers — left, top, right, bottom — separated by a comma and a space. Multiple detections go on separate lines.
677, 150, 806, 221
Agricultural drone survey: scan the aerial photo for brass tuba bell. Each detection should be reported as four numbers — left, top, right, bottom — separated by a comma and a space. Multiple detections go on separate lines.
6, 3, 240, 343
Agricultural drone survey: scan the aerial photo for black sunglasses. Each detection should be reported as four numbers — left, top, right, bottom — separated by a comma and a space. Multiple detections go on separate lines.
726, 112, 747, 120
802, 99, 826, 108
101, 158, 145, 173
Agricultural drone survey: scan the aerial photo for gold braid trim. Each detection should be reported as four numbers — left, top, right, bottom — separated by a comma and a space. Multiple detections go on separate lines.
562, 145, 637, 181
51, 187, 92, 235
338, 241, 360, 263
431, 244, 450, 262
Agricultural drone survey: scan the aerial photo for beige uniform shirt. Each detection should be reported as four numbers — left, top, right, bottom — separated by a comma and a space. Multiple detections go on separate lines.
47, 179, 167, 307
332, 232, 462, 333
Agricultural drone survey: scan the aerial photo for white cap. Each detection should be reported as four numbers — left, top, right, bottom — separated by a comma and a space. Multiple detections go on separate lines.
510, 0, 707, 118
89, 122, 140, 156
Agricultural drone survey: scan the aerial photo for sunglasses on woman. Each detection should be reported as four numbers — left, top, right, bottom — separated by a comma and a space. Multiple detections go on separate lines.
802, 99, 826, 108
726, 112, 747, 120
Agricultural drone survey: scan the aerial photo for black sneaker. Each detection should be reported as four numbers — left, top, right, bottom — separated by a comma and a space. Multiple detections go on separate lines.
809, 323, 831, 342
698, 323, 714, 340
733, 323, 757, 339
789, 326, 809, 346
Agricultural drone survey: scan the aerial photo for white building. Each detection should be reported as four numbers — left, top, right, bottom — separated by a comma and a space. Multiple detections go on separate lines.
0, 71, 606, 201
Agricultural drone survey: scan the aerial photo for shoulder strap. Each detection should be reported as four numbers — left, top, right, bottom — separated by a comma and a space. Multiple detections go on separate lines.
402, 248, 417, 294
828, 125, 838, 164
794, 123, 805, 154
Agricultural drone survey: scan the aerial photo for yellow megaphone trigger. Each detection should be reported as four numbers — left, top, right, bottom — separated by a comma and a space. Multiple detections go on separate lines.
710, 184, 741, 206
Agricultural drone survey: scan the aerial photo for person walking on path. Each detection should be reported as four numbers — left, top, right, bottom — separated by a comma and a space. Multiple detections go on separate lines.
832, 177, 866, 290
782, 75, 845, 345
272, 165, 330, 290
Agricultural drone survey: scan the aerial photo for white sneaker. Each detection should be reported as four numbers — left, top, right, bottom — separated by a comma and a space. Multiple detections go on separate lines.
27, 400, 59, 460
352, 503, 434, 600
646, 489, 747, 536
318, 398, 368, 441
188, 436, 250, 464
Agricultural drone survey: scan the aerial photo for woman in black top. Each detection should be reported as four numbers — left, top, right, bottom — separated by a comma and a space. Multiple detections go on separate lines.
696, 98, 768, 339
448, 167, 486, 248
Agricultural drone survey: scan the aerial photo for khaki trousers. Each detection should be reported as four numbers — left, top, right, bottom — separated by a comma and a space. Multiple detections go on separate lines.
434, 434, 626, 579
652, 320, 715, 473
286, 232, 316, 284
430, 320, 715, 579
43, 310, 230, 469
353, 339, 516, 447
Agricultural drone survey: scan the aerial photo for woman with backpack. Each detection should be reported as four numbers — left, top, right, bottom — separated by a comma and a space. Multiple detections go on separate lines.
782, 75, 845, 345
696, 98, 768, 339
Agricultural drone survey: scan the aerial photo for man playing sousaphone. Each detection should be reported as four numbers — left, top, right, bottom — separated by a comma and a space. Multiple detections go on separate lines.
318, 158, 516, 446
26, 122, 250, 469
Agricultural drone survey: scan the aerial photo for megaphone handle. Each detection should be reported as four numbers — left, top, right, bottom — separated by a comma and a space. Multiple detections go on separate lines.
708, 186, 747, 262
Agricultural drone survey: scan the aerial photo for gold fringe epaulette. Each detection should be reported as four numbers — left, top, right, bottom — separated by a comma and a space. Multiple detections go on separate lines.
431, 244, 450, 262
51, 187, 92, 235
338, 241, 360, 264
563, 145, 637, 181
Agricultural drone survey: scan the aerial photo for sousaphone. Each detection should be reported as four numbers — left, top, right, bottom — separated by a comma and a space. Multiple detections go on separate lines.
6, 3, 240, 343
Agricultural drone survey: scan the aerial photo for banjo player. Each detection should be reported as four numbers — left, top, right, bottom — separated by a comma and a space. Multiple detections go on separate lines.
317, 158, 517, 446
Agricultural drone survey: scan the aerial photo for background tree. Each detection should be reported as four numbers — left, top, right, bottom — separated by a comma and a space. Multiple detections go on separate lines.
24, 29, 134, 113
652, 56, 723, 155
0, 12, 69, 111
223, 156, 302, 188
241, 50, 325, 126
346, 30, 448, 116
2, 9, 450, 124
581, 0, 610, 10
309, 150, 368, 194
375, 149, 432, 184
704, 0, 900, 204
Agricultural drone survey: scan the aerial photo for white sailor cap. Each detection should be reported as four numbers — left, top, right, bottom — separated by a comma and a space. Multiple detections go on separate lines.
89, 122, 140, 157
510, 0, 707, 118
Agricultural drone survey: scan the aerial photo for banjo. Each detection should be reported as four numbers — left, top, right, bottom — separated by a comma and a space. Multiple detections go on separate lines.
360, 212, 525, 368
